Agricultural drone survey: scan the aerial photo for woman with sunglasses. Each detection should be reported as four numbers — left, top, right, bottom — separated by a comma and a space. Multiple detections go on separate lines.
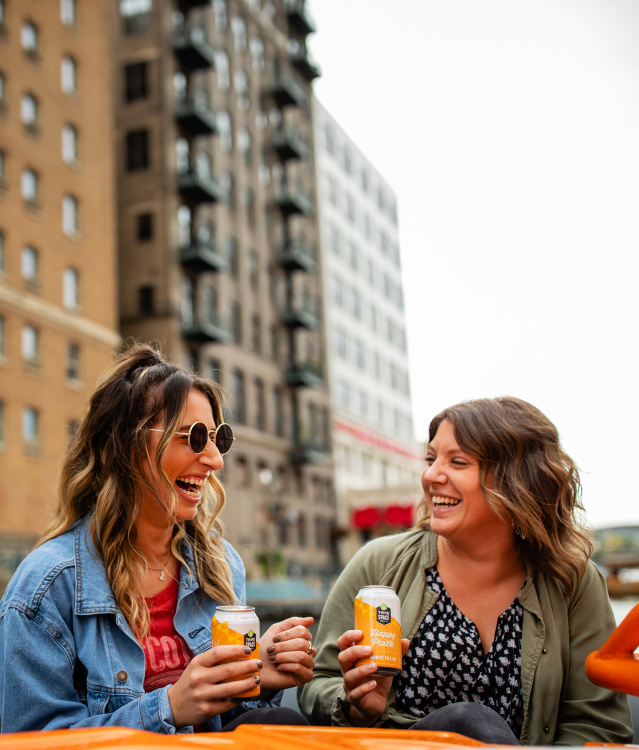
299, 397, 632, 745
0, 343, 314, 734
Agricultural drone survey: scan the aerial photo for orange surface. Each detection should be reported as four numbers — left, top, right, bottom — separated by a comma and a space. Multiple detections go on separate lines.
0, 726, 486, 749
586, 602, 639, 697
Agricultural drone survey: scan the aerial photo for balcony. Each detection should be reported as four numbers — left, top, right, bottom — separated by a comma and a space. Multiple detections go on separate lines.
279, 239, 316, 273
289, 45, 321, 82
177, 168, 226, 204
285, 362, 323, 388
172, 26, 216, 70
179, 240, 229, 274
285, 0, 316, 36
274, 184, 314, 217
272, 128, 310, 162
181, 311, 232, 344
270, 74, 308, 109
290, 439, 327, 465
175, 98, 217, 136
281, 301, 319, 330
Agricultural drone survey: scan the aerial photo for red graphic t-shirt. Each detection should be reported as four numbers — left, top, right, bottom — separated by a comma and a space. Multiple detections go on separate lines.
141, 576, 193, 692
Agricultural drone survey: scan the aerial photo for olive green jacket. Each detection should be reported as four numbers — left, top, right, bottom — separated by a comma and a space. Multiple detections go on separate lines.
298, 530, 632, 745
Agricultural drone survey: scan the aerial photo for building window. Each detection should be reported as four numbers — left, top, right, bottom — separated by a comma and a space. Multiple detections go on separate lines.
137, 212, 153, 240
62, 195, 78, 235
67, 342, 80, 380
237, 128, 252, 166
22, 407, 40, 451
21, 22, 39, 57
21, 246, 39, 286
214, 50, 230, 92
234, 70, 249, 110
217, 110, 232, 152
251, 313, 261, 353
62, 124, 78, 163
213, 0, 227, 29
232, 369, 246, 424
124, 61, 148, 102
126, 129, 149, 171
61, 56, 77, 93
139, 285, 154, 315
20, 94, 38, 130
63, 268, 79, 308
250, 37, 265, 72
231, 300, 242, 343
22, 325, 39, 363
120, 0, 152, 34
231, 15, 246, 52
21, 168, 39, 205
61, 0, 76, 25
255, 378, 265, 431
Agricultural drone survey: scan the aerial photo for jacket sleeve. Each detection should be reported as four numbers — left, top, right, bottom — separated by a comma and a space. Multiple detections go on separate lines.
0, 603, 179, 734
553, 563, 633, 746
297, 541, 391, 727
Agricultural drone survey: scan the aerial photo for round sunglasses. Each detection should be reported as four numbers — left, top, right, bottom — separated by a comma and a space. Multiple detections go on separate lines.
150, 422, 234, 455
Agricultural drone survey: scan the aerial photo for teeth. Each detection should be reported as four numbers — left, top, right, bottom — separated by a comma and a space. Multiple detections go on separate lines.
177, 477, 205, 487
431, 496, 461, 507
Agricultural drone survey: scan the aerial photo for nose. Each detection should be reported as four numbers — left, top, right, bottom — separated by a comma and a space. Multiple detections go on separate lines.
423, 458, 446, 488
198, 438, 224, 471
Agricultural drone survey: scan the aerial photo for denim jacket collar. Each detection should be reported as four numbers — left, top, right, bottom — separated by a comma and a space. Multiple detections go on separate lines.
73, 517, 200, 617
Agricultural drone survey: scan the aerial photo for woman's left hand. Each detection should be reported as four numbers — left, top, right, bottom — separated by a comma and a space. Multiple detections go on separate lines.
258, 616, 315, 693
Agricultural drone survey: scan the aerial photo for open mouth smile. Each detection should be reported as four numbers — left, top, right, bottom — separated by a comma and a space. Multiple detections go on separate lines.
431, 495, 461, 507
175, 476, 205, 500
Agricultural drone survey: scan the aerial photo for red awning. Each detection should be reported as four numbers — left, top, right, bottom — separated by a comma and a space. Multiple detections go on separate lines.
351, 504, 414, 529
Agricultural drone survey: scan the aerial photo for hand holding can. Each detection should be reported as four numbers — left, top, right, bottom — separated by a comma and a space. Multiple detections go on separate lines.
354, 585, 402, 675
212, 605, 261, 699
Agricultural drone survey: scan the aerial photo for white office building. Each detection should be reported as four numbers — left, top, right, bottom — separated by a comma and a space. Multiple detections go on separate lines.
313, 99, 423, 560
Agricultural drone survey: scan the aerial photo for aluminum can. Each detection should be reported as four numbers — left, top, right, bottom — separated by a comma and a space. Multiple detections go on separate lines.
212, 605, 260, 699
354, 585, 402, 675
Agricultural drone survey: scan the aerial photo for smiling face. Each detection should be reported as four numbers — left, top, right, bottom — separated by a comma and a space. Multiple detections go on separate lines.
423, 419, 508, 544
141, 388, 224, 524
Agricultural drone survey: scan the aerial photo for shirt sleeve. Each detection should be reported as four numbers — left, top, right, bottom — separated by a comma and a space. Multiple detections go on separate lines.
0, 604, 181, 734
553, 563, 633, 745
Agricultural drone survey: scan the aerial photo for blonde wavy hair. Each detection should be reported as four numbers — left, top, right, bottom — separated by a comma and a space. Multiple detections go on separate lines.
38, 342, 236, 636
416, 397, 593, 598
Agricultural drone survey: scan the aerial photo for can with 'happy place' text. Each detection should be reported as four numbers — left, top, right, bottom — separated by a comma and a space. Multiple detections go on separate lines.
354, 585, 402, 675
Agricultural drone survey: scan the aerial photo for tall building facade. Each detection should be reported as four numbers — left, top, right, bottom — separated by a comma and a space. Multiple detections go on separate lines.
313, 100, 423, 561
114, 0, 336, 580
0, 0, 120, 588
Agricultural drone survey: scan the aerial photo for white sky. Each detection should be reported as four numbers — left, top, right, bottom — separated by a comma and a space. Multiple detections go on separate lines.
308, 0, 639, 529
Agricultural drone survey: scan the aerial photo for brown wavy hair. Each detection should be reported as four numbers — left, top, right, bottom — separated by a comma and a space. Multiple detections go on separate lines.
416, 397, 592, 597
38, 342, 236, 635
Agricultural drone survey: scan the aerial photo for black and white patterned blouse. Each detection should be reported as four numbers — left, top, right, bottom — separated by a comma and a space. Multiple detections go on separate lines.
395, 567, 525, 738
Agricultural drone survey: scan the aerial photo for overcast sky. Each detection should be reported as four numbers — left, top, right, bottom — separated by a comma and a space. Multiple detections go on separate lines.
308, 0, 639, 529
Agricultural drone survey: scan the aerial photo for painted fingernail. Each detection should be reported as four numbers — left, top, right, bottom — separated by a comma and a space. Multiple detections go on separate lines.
267, 645, 276, 654
256, 660, 263, 669
268, 654, 276, 662
273, 635, 281, 643
274, 663, 280, 668
254, 675, 261, 685
244, 646, 252, 654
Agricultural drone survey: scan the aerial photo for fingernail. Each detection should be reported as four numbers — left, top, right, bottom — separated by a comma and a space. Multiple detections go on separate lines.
268, 654, 276, 662
274, 663, 279, 668
363, 646, 372, 655
254, 675, 261, 685
367, 663, 376, 672
244, 646, 252, 654
267, 645, 276, 654
256, 660, 263, 669
273, 635, 281, 643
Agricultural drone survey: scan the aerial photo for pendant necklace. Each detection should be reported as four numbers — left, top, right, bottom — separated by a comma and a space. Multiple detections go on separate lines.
140, 550, 173, 581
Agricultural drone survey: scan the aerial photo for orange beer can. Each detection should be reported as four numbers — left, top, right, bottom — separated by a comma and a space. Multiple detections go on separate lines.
354, 585, 402, 675
212, 605, 261, 699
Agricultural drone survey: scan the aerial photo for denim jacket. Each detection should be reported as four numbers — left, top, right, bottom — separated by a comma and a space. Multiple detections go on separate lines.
0, 517, 279, 734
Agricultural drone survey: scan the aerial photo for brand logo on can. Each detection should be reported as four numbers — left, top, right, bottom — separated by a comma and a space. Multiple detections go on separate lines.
376, 603, 391, 625
244, 629, 257, 651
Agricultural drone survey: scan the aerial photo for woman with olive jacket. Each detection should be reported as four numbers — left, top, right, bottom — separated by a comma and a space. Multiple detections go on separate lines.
298, 398, 632, 745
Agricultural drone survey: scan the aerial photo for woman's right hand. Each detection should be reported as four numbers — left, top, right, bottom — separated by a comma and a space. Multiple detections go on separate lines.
337, 629, 409, 727
167, 645, 262, 728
